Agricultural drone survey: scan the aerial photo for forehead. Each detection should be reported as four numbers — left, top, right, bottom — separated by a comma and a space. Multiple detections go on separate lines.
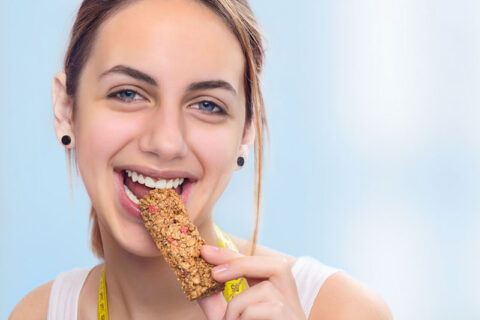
87, 0, 245, 92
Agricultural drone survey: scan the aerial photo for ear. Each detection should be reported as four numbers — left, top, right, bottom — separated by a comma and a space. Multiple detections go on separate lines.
241, 116, 256, 148
52, 72, 75, 148
235, 116, 255, 170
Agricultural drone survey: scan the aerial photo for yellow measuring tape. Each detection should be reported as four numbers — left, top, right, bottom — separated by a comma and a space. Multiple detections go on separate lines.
213, 224, 248, 302
98, 224, 247, 319
97, 265, 108, 320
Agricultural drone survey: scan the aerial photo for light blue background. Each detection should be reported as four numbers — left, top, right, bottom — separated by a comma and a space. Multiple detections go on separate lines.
2, 1, 479, 319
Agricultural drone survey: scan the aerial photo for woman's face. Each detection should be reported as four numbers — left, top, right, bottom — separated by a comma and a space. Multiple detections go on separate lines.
62, 0, 250, 256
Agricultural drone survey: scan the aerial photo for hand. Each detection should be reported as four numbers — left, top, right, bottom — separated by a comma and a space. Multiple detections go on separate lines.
197, 245, 306, 320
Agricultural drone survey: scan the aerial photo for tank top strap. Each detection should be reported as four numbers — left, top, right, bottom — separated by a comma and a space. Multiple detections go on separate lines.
47, 267, 92, 320
291, 256, 341, 318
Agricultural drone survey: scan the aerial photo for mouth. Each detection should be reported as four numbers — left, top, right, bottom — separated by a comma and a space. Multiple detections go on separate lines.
122, 169, 189, 205
115, 166, 196, 219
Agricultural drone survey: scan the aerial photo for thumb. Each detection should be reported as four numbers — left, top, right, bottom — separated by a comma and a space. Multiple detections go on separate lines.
197, 291, 227, 320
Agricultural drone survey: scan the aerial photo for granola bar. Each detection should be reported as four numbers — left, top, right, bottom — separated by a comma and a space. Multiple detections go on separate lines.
139, 188, 224, 300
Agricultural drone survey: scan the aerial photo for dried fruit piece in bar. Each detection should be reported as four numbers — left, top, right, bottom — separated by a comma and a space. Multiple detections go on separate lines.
139, 188, 224, 300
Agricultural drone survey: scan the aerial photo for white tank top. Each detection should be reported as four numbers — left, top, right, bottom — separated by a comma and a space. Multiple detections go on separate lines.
47, 256, 339, 320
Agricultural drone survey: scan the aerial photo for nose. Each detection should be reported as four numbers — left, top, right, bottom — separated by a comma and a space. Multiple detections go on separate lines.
138, 106, 188, 161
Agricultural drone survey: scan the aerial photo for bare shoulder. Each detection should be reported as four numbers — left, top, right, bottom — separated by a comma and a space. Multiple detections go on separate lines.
229, 236, 392, 319
309, 272, 393, 320
9, 280, 53, 320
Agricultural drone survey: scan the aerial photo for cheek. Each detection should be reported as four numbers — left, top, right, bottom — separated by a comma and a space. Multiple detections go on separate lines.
74, 108, 140, 175
185, 121, 241, 219
187, 123, 240, 173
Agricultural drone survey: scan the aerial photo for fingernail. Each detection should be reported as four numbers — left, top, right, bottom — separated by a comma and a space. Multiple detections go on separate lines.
203, 244, 220, 253
212, 264, 229, 274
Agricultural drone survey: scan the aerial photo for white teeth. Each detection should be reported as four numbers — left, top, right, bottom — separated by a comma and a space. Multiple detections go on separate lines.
144, 177, 155, 188
173, 178, 184, 188
125, 170, 186, 190
155, 179, 166, 189
124, 184, 139, 204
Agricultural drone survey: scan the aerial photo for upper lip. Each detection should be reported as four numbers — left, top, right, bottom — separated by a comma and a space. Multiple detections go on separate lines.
116, 165, 197, 181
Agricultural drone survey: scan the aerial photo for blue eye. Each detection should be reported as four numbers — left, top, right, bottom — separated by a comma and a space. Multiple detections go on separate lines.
109, 89, 143, 102
192, 101, 224, 114
199, 101, 216, 112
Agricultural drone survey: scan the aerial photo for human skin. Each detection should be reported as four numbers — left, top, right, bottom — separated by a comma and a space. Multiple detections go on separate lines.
67, 0, 248, 259
50, 0, 306, 319
9, 0, 394, 319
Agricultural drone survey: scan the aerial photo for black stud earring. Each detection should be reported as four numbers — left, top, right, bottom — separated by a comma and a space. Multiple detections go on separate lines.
237, 156, 245, 167
61, 135, 71, 146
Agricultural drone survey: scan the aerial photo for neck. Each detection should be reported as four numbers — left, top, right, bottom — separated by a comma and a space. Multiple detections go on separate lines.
99, 216, 218, 320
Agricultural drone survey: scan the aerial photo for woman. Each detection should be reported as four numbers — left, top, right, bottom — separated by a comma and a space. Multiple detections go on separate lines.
10, 0, 392, 319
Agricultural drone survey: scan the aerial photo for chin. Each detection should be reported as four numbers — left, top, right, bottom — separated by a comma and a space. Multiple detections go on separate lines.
117, 227, 163, 258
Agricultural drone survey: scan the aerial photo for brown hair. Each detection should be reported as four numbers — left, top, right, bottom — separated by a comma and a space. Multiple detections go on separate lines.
64, 0, 267, 257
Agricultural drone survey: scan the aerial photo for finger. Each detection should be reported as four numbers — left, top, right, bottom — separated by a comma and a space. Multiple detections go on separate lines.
201, 245, 256, 286
224, 281, 283, 320
202, 246, 297, 299
212, 256, 297, 302
211, 255, 294, 286
239, 301, 287, 320
197, 291, 227, 320
201, 246, 292, 283
201, 245, 243, 265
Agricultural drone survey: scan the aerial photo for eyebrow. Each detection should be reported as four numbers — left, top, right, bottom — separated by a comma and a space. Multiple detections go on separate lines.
99, 65, 157, 86
187, 80, 237, 96
99, 64, 237, 95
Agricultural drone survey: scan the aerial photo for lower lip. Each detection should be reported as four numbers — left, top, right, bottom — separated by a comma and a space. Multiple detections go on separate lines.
114, 171, 194, 219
